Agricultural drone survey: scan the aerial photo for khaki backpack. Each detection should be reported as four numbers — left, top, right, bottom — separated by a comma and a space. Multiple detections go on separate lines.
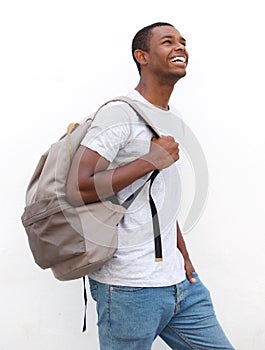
21, 97, 161, 282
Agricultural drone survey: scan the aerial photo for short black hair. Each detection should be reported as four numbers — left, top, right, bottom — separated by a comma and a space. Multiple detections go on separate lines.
132, 22, 174, 75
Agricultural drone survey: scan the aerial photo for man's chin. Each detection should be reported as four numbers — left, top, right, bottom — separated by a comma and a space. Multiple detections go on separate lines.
178, 68, 187, 78
171, 70, 187, 83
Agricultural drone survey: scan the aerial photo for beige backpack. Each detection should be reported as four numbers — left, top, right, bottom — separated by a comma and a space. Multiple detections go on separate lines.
21, 97, 161, 282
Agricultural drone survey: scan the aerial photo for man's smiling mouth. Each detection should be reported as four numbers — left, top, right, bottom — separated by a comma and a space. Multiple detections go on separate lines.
170, 56, 187, 64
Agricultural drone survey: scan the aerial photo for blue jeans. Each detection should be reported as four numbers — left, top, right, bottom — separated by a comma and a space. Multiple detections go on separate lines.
89, 272, 234, 350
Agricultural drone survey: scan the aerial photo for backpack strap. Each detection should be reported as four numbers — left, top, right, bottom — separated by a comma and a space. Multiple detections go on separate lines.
82, 276, 88, 332
101, 96, 163, 262
122, 168, 162, 262
99, 96, 163, 262
94, 96, 161, 138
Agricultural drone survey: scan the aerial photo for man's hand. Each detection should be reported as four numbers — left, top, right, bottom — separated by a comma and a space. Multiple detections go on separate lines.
184, 257, 196, 284
144, 135, 180, 170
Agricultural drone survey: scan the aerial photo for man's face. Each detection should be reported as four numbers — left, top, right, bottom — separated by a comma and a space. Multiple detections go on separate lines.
145, 26, 188, 81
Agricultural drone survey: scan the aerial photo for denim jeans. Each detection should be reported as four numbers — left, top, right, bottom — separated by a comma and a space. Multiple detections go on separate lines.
89, 272, 234, 350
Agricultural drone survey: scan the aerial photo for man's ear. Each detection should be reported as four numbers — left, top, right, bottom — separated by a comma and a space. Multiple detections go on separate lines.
134, 49, 148, 67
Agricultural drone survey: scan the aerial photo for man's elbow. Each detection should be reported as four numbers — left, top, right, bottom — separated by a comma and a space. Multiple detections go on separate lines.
66, 182, 98, 206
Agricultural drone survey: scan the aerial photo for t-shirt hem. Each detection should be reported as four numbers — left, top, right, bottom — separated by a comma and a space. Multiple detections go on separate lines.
87, 273, 186, 287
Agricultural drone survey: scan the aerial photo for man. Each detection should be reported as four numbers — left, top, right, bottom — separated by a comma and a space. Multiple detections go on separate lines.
66, 22, 234, 350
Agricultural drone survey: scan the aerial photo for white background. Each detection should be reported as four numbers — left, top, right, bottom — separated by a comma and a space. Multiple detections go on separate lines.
1, 0, 265, 349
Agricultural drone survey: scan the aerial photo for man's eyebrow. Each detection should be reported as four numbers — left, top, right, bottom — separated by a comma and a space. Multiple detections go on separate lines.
160, 35, 186, 43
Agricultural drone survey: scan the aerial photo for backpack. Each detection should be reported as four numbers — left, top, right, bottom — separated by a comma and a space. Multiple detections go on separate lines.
21, 96, 162, 282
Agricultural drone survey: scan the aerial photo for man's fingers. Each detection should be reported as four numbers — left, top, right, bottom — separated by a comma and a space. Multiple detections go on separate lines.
187, 272, 196, 284
189, 276, 197, 284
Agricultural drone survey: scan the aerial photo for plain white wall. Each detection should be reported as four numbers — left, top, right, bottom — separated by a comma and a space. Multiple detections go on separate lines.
1, 0, 265, 349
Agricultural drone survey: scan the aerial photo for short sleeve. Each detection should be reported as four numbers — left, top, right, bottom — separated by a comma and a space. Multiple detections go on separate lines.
80, 104, 131, 162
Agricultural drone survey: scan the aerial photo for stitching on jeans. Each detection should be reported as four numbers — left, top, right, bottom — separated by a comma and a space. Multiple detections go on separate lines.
167, 324, 199, 350
107, 285, 113, 350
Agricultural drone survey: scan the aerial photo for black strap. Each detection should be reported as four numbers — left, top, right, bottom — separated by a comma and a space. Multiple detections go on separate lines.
123, 169, 163, 262
148, 170, 163, 261
107, 170, 157, 208
82, 276, 88, 332
122, 170, 157, 209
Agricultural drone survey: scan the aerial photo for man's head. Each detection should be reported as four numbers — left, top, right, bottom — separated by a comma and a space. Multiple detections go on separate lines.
132, 22, 188, 82
132, 22, 174, 74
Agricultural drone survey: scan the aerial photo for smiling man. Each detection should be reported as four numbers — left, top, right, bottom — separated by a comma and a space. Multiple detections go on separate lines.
67, 22, 234, 350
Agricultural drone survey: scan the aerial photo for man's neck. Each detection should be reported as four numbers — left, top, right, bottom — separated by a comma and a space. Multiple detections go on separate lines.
135, 77, 175, 110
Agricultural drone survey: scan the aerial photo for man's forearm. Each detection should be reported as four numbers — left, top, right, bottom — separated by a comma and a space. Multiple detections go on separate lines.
177, 221, 190, 260
67, 136, 180, 206
82, 157, 156, 203
177, 221, 196, 283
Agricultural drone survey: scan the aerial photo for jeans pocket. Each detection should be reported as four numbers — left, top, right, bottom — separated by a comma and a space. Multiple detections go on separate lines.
111, 285, 144, 293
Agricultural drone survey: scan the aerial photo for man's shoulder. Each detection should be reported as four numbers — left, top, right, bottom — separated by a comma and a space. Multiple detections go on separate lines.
93, 99, 143, 126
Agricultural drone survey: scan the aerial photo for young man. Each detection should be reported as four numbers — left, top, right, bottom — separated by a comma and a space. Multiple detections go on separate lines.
66, 22, 234, 350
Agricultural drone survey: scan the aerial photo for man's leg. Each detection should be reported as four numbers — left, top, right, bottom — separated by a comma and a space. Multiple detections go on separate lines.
159, 273, 235, 350
89, 278, 177, 350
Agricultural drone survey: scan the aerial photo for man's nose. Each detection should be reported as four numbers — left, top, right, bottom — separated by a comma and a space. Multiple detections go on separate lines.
174, 42, 186, 51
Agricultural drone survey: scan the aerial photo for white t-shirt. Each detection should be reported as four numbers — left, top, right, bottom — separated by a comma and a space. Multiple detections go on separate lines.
80, 90, 186, 287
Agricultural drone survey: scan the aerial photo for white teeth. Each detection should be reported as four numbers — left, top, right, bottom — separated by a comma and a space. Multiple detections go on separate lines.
171, 56, 186, 63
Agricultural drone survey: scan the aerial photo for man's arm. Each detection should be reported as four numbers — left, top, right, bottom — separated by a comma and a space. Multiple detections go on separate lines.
66, 136, 180, 206
177, 221, 196, 283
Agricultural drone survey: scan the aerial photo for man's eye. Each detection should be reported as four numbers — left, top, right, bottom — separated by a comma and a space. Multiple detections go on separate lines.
163, 40, 172, 44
